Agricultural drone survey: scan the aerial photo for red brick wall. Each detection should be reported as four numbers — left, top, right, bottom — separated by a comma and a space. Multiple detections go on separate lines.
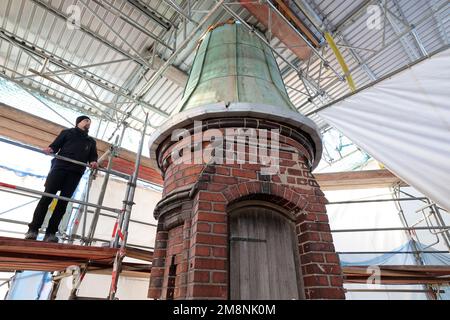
148, 127, 345, 300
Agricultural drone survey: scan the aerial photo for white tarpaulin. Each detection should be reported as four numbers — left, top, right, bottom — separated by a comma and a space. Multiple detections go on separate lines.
318, 48, 450, 211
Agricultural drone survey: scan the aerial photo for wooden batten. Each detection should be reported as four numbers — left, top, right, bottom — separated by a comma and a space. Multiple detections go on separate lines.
0, 236, 154, 273
315, 169, 408, 190
343, 265, 450, 285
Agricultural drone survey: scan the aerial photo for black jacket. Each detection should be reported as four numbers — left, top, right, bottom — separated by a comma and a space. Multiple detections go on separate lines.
49, 127, 98, 174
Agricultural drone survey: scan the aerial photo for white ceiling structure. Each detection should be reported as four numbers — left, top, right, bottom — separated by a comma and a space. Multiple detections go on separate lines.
0, 0, 448, 136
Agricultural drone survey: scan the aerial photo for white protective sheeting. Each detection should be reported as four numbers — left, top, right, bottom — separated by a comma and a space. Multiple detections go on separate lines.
319, 48, 450, 211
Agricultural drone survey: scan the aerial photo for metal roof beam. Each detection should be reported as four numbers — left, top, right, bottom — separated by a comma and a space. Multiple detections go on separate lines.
331, 0, 374, 33
126, 0, 172, 30
15, 58, 134, 80
305, 45, 449, 117
391, 0, 428, 57
80, 2, 189, 88
427, 1, 449, 45
298, 0, 381, 80
1, 63, 156, 127
142, 54, 188, 87
0, 71, 112, 121
27, 0, 184, 118
135, 0, 225, 100
221, 2, 331, 102
77, 0, 165, 69
299, 0, 448, 107
376, 0, 419, 62
265, 0, 342, 79
295, 0, 378, 93
29, 0, 153, 69
161, 0, 198, 25
92, 0, 175, 51
78, 0, 173, 72
0, 28, 169, 118
301, 1, 449, 117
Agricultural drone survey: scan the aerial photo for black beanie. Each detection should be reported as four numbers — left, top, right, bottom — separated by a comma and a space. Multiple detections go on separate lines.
76, 115, 91, 126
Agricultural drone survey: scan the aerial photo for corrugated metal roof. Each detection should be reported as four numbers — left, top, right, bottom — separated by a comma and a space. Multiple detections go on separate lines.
0, 0, 448, 135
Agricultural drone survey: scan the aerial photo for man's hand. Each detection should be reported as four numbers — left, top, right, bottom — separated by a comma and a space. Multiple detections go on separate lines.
89, 161, 99, 169
42, 147, 54, 155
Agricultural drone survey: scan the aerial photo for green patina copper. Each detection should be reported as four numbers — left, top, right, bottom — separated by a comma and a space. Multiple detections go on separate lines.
176, 22, 297, 113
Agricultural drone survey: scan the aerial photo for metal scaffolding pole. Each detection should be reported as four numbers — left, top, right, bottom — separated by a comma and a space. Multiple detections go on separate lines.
0, 215, 154, 250
0, 136, 130, 180
108, 113, 148, 300
0, 182, 121, 214
162, 0, 198, 25
392, 186, 439, 300
0, 217, 29, 226
264, 0, 341, 78
337, 251, 450, 255
85, 124, 127, 245
331, 226, 450, 233
425, 200, 450, 251
327, 197, 427, 204
81, 171, 95, 243
68, 234, 154, 251
219, 2, 338, 99
0, 24, 168, 121
0, 198, 38, 217
92, 0, 175, 51
30, 0, 157, 69
346, 289, 446, 293
135, 0, 225, 98
305, 8, 450, 117
85, 209, 156, 228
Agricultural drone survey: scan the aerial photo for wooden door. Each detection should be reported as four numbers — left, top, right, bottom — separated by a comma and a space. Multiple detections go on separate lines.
230, 206, 302, 299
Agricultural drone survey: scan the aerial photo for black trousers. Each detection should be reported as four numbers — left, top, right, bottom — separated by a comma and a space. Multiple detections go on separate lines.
28, 169, 82, 234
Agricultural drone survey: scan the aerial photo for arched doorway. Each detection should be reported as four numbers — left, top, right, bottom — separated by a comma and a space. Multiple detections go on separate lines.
229, 201, 304, 299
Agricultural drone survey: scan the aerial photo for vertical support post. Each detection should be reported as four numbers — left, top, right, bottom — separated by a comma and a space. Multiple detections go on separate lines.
68, 264, 88, 300
428, 201, 450, 251
268, 5, 272, 42
392, 185, 437, 300
95, 119, 103, 138
86, 124, 126, 245
84, 147, 114, 245
118, 117, 147, 245
68, 170, 95, 244
108, 114, 148, 300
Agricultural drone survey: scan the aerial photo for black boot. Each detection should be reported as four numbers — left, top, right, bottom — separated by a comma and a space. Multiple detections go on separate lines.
43, 233, 59, 243
24, 228, 38, 240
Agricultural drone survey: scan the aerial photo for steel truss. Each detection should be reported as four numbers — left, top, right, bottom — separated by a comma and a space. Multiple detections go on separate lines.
0, 0, 447, 135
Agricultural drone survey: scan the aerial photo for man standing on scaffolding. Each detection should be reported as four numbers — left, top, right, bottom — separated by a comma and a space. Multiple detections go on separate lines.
25, 115, 99, 243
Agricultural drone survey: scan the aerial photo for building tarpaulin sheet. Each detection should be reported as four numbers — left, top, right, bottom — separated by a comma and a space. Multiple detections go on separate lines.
318, 48, 450, 211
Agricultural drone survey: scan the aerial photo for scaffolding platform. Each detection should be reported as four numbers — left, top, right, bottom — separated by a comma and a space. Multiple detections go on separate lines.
0, 236, 153, 275
343, 265, 450, 285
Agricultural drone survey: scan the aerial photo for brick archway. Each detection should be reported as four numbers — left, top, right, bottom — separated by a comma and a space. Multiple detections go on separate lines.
149, 132, 345, 300
186, 177, 345, 300
223, 181, 309, 214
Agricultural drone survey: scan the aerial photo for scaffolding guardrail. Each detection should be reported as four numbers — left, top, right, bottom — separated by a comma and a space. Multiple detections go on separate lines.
337, 251, 450, 255
345, 289, 446, 293
0, 181, 121, 214
331, 226, 450, 233
327, 197, 427, 204
0, 116, 150, 300
0, 136, 130, 180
